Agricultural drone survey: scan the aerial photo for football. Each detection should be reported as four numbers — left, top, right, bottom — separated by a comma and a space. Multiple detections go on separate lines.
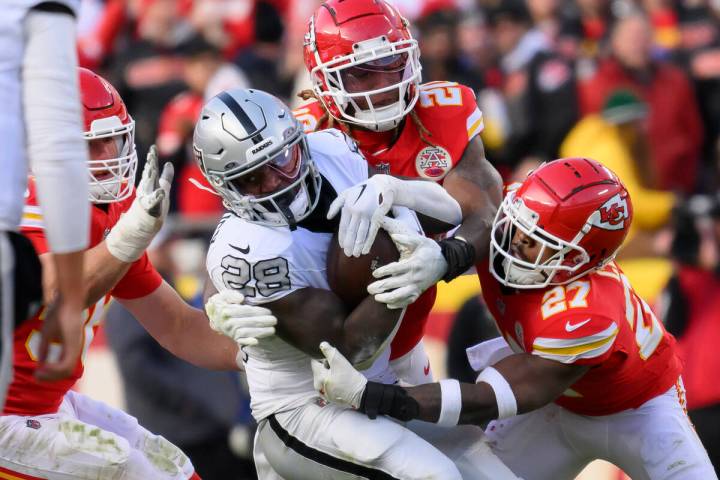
326, 230, 399, 309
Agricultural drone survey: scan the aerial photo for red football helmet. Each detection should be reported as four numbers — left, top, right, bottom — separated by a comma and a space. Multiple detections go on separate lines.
79, 67, 137, 203
303, 0, 422, 132
490, 158, 633, 289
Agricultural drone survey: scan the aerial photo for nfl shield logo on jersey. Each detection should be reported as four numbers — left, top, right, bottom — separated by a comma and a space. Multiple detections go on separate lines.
376, 162, 391, 175
26, 419, 41, 429
415, 145, 452, 180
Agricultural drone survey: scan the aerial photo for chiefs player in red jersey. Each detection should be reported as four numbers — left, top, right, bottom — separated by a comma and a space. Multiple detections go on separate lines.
314, 158, 717, 480
0, 69, 274, 480
294, 0, 502, 385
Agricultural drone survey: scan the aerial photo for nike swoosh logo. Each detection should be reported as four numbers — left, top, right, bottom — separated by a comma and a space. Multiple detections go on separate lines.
423, 361, 431, 376
565, 318, 591, 332
230, 244, 250, 254
353, 184, 367, 205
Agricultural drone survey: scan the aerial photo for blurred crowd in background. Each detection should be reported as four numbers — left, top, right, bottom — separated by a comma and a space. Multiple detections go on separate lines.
72, 0, 720, 478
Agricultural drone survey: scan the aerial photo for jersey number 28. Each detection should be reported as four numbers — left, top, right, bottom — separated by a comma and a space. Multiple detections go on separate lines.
220, 255, 291, 298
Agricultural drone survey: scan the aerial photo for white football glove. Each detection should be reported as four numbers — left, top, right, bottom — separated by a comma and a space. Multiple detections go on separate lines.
311, 341, 367, 409
106, 145, 173, 262
368, 217, 448, 309
327, 175, 397, 258
205, 290, 277, 346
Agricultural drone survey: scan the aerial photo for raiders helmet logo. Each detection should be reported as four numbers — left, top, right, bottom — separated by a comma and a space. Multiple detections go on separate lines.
415, 145, 452, 180
588, 194, 629, 231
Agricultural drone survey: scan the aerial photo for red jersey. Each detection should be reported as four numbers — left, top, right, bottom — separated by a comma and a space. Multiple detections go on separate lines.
5, 180, 162, 416
478, 260, 682, 416
295, 82, 483, 180
294, 81, 484, 359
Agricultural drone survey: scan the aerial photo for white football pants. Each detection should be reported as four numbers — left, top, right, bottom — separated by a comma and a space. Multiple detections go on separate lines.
252, 340, 518, 480
0, 391, 197, 479
253, 399, 519, 480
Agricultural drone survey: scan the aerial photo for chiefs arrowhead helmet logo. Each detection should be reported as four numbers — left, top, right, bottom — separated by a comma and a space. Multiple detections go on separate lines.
588, 194, 629, 231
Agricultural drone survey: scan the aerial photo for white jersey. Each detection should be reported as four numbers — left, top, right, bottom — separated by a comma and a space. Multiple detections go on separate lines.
207, 129, 397, 420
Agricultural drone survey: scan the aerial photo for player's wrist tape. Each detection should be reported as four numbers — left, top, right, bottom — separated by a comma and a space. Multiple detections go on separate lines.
105, 206, 159, 263
438, 236, 475, 282
437, 379, 462, 427
359, 382, 419, 421
476, 366, 517, 419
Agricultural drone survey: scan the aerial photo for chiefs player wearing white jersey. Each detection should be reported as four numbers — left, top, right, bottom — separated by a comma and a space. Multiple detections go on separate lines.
0, 0, 91, 409
0, 69, 251, 480
314, 158, 717, 480
199, 88, 518, 479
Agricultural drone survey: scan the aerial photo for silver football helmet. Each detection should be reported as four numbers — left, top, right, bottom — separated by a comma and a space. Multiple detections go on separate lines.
193, 88, 321, 228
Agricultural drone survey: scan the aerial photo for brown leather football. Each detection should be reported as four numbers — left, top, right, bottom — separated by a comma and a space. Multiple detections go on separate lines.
326, 229, 399, 309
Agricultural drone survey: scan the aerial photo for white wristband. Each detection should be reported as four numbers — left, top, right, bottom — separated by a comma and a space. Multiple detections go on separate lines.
437, 379, 462, 427
476, 366, 517, 419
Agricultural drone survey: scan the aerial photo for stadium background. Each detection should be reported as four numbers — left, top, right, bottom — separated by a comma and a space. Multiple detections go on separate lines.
72, 0, 720, 478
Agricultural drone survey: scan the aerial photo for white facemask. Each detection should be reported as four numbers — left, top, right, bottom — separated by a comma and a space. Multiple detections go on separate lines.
350, 102, 406, 132
502, 257, 549, 286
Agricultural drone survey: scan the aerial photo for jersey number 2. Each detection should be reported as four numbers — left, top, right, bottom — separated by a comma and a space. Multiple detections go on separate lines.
419, 82, 463, 108
619, 273, 662, 359
221, 255, 290, 298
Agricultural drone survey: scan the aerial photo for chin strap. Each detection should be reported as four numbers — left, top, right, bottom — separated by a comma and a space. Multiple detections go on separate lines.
277, 201, 297, 231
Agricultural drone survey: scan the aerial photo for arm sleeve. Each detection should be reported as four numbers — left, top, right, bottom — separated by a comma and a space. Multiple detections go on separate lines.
23, 9, 90, 254
389, 176, 462, 226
